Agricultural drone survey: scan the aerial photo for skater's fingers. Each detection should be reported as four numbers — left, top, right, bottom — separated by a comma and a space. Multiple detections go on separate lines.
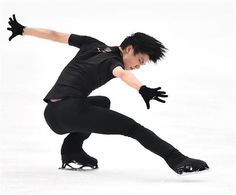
158, 94, 168, 98
145, 99, 150, 109
157, 90, 167, 94
8, 21, 13, 26
9, 34, 15, 41
7, 27, 12, 31
13, 14, 17, 21
9, 17, 13, 22
157, 91, 167, 96
154, 97, 166, 103
154, 87, 161, 91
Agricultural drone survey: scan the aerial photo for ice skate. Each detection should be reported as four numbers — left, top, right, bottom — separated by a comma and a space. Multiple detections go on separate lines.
169, 157, 209, 175
59, 149, 98, 171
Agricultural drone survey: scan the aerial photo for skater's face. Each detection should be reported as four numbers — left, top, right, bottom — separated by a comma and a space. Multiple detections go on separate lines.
119, 45, 150, 70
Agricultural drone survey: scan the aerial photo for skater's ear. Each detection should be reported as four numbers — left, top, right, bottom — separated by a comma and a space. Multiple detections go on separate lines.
123, 45, 134, 54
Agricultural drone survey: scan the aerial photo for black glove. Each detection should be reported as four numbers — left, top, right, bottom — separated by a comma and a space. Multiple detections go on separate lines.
139, 85, 168, 109
7, 14, 26, 41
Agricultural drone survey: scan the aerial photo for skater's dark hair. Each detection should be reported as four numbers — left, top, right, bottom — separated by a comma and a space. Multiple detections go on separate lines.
120, 32, 167, 63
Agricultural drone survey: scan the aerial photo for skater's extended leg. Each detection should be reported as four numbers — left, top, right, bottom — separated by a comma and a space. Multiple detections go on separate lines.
125, 124, 209, 174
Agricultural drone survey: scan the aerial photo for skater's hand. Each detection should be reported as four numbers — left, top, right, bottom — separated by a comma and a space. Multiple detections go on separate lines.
139, 85, 168, 109
7, 14, 26, 41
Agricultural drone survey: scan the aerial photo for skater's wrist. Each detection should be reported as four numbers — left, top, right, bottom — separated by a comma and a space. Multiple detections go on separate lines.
138, 85, 147, 93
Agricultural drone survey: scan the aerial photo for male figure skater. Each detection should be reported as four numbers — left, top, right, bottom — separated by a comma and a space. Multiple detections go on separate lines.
7, 14, 209, 174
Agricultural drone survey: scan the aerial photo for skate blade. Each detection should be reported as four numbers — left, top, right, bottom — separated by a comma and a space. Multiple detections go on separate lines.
59, 163, 98, 171
177, 167, 210, 176
58, 167, 98, 171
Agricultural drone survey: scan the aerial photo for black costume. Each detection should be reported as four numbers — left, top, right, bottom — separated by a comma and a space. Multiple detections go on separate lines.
43, 34, 124, 102
43, 34, 186, 171
7, 14, 209, 174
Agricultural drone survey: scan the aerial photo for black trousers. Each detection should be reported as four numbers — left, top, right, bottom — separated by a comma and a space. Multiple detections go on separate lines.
43, 96, 178, 160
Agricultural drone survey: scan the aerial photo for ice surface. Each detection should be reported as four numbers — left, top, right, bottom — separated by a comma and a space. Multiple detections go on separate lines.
1, 0, 235, 194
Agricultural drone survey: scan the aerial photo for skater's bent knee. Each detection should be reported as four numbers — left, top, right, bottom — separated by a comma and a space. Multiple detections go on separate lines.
87, 96, 111, 108
103, 97, 111, 108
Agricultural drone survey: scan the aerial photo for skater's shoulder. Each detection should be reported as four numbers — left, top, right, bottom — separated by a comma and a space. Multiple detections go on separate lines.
69, 34, 106, 49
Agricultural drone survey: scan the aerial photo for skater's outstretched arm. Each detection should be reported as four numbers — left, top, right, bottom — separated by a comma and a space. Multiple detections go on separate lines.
7, 14, 70, 43
113, 66, 168, 109
112, 66, 143, 91
23, 27, 70, 44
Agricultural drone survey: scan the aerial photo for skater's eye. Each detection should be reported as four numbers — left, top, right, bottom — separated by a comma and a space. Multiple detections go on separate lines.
139, 58, 145, 65
139, 58, 144, 64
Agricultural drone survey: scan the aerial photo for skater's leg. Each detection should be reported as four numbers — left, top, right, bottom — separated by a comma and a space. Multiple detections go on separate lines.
61, 132, 91, 155
125, 123, 184, 159
60, 132, 98, 168
50, 98, 179, 160
60, 96, 111, 168
61, 96, 110, 155
87, 95, 111, 109
44, 97, 209, 173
